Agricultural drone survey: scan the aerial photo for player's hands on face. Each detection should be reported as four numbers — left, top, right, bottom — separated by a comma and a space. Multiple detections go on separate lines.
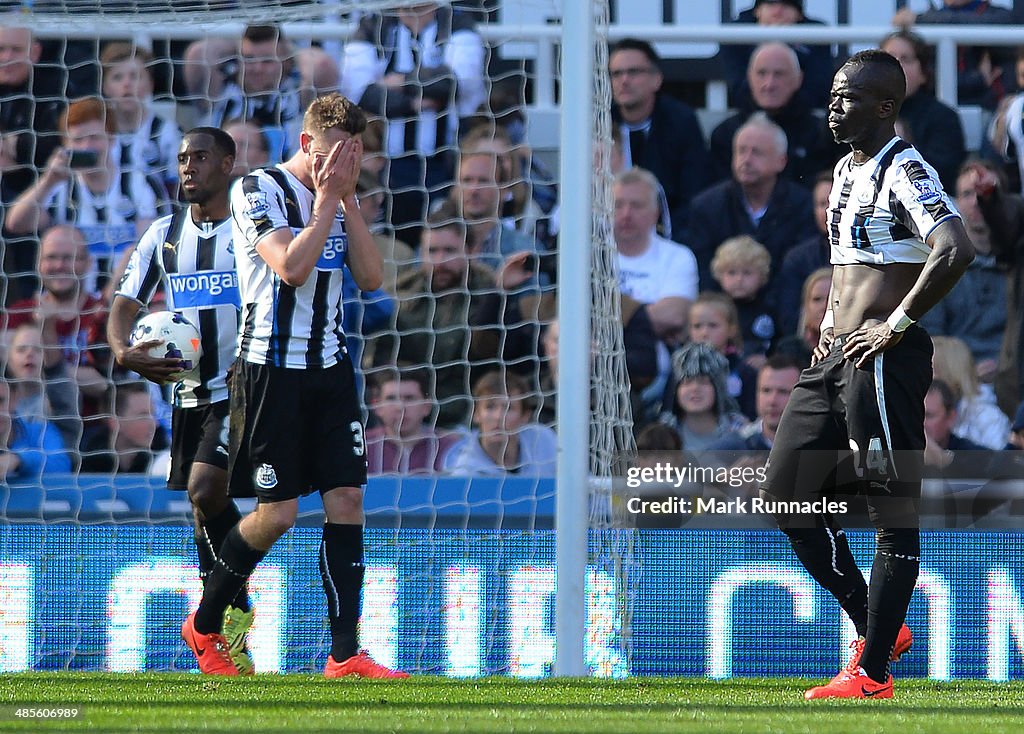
312, 137, 362, 202
841, 318, 904, 368
310, 140, 343, 199
811, 327, 835, 367
335, 136, 362, 202
118, 339, 187, 385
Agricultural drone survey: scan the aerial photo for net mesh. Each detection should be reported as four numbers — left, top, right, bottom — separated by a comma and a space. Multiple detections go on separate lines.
4, 2, 356, 27
0, 0, 635, 676
586, 0, 638, 676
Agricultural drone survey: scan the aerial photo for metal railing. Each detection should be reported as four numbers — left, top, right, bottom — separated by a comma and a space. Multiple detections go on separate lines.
19, 18, 1024, 111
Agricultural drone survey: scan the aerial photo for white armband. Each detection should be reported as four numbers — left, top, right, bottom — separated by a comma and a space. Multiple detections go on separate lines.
886, 305, 916, 333
820, 310, 834, 331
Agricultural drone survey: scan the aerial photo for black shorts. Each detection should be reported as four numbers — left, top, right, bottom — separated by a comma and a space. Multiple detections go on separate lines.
167, 401, 231, 490
760, 325, 933, 525
228, 357, 368, 502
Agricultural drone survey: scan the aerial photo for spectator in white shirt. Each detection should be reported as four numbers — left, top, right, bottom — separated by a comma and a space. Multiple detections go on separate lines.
614, 167, 699, 346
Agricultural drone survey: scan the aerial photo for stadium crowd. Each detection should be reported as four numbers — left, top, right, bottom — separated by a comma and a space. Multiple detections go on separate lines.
2, 0, 1024, 483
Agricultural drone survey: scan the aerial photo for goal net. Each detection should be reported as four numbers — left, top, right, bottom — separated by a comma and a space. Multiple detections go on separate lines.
0, 0, 636, 676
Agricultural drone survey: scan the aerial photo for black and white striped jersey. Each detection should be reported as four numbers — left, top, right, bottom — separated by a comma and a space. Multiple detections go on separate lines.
44, 166, 169, 265
205, 72, 302, 161
116, 209, 241, 408
828, 136, 960, 265
113, 112, 183, 186
230, 165, 351, 370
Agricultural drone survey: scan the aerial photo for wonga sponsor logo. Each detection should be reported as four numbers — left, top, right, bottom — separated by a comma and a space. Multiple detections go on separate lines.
168, 270, 242, 309
316, 234, 348, 270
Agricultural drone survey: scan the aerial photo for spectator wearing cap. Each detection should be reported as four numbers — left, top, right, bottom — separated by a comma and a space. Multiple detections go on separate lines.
722, 0, 837, 108
609, 37, 710, 242
659, 342, 749, 451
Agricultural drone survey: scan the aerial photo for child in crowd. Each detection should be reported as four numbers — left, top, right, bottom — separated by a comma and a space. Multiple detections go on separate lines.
366, 367, 458, 475
445, 371, 557, 476
3, 323, 79, 453
659, 342, 748, 451
710, 235, 776, 368
0, 377, 70, 482
684, 292, 757, 419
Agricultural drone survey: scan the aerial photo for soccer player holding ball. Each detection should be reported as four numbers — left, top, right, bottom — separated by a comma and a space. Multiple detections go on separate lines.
180, 93, 407, 678
759, 51, 974, 699
108, 127, 256, 674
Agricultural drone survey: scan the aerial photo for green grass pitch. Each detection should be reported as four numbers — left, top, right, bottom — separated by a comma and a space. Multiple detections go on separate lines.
0, 674, 1021, 733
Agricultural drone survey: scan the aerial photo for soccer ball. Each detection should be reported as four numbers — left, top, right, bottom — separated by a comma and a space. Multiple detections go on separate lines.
130, 311, 203, 380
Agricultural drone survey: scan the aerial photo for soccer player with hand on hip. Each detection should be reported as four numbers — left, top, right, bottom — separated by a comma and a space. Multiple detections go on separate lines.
181, 93, 407, 678
759, 50, 974, 700
109, 127, 256, 674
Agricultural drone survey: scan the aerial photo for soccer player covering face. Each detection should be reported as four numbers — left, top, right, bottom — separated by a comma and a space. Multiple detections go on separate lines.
181, 93, 408, 678
108, 128, 256, 674
759, 50, 974, 700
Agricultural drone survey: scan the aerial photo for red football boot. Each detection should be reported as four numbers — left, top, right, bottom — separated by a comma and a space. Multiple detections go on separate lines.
324, 650, 410, 679
181, 612, 239, 676
805, 666, 893, 700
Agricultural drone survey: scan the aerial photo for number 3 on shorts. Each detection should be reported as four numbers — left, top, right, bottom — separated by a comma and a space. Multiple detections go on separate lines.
350, 421, 365, 456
